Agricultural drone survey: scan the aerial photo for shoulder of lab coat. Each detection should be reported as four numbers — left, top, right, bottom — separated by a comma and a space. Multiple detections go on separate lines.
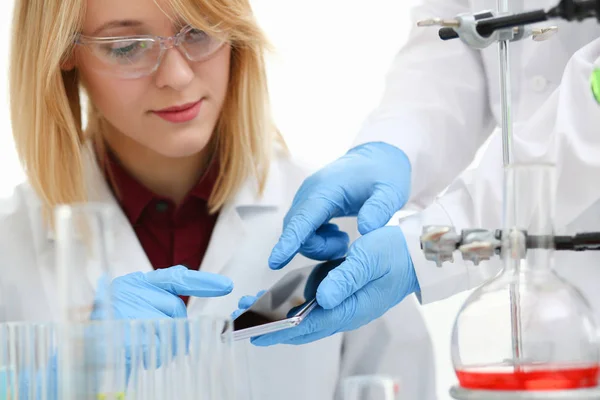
404, 37, 600, 305
352, 0, 494, 208
0, 180, 49, 258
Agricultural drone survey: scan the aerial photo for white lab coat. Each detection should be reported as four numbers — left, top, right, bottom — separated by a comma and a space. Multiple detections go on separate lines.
354, 0, 600, 208
401, 36, 600, 309
0, 147, 436, 399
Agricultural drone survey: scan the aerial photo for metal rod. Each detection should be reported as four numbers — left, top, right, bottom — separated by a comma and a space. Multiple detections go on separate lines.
499, 44, 513, 164
496, 0, 523, 373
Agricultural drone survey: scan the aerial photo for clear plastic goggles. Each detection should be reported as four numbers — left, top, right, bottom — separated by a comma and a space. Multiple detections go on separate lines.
75, 25, 226, 79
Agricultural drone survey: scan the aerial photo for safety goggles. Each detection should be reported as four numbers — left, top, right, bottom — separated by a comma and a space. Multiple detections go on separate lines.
74, 25, 226, 79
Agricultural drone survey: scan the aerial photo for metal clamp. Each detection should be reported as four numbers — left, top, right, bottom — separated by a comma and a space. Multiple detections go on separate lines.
458, 229, 502, 266
417, 10, 558, 49
420, 226, 460, 267
420, 226, 503, 267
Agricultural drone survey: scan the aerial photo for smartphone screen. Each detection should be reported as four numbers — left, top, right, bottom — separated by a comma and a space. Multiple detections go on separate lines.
233, 258, 345, 332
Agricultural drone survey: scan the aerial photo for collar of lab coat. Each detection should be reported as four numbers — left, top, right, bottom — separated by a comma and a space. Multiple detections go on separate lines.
44, 143, 283, 242
41, 143, 285, 292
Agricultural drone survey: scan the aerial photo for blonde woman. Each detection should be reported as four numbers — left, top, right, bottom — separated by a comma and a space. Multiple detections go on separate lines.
0, 0, 436, 398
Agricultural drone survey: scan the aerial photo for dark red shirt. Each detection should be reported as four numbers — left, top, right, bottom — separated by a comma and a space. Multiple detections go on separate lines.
106, 155, 219, 305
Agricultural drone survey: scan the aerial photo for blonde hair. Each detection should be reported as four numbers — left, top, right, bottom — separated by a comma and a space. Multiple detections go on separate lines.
10, 0, 281, 220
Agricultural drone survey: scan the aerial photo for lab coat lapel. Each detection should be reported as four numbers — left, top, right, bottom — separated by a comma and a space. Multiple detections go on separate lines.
84, 150, 154, 278
197, 202, 246, 277
45, 148, 153, 281
187, 161, 283, 314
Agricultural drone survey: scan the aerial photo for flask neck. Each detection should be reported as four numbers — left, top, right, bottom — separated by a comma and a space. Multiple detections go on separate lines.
501, 164, 556, 273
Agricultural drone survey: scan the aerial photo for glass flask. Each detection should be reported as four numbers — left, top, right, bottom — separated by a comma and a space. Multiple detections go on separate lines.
342, 375, 400, 400
451, 164, 600, 396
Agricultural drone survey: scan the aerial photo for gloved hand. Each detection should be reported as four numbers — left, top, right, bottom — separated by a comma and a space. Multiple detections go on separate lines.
253, 226, 419, 345
92, 265, 233, 320
91, 265, 233, 378
268, 141, 411, 269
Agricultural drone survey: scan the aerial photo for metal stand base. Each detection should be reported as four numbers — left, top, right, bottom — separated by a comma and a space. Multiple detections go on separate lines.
450, 386, 600, 399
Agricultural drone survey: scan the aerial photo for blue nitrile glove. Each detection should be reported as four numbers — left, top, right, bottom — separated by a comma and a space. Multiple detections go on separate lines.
91, 265, 233, 378
231, 290, 267, 320
268, 142, 411, 269
92, 265, 233, 320
252, 226, 420, 345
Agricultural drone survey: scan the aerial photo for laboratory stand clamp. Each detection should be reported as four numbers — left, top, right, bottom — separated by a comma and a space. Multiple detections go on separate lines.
414, 1, 600, 400
420, 226, 600, 267
416, 0, 600, 49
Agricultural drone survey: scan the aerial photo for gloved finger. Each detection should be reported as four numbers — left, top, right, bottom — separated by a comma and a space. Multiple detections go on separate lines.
267, 278, 398, 346
315, 227, 400, 310
141, 331, 164, 372
231, 308, 246, 320
280, 328, 338, 345
238, 295, 260, 310
237, 289, 267, 309
268, 198, 339, 270
144, 265, 234, 297
125, 320, 168, 373
357, 184, 407, 235
109, 274, 189, 319
299, 223, 349, 261
232, 290, 267, 319
90, 274, 113, 320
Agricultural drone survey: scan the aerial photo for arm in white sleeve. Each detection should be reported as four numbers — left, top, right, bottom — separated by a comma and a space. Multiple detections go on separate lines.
354, 0, 495, 207
400, 66, 565, 304
400, 133, 506, 304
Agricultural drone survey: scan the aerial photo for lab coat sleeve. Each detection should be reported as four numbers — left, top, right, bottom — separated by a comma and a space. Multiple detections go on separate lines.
400, 132, 507, 305
401, 66, 563, 305
353, 0, 495, 208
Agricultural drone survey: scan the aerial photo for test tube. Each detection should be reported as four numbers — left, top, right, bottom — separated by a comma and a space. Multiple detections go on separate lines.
0, 322, 57, 400
124, 315, 236, 400
342, 375, 400, 400
54, 203, 122, 400
54, 202, 117, 322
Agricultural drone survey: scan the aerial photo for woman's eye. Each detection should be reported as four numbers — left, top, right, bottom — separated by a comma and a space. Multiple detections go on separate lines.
104, 41, 147, 58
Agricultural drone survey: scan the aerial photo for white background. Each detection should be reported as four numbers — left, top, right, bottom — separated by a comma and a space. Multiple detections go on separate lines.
0, 1, 473, 398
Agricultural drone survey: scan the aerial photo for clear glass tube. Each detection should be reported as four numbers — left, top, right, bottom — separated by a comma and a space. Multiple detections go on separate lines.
0, 322, 57, 400
0, 316, 235, 399
342, 375, 400, 400
451, 164, 600, 392
54, 203, 120, 399
54, 203, 118, 323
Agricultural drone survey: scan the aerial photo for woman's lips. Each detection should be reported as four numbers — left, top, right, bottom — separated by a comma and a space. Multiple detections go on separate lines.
152, 99, 203, 123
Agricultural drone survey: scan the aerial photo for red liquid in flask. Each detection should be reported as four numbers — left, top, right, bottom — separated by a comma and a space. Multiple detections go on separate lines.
456, 365, 600, 391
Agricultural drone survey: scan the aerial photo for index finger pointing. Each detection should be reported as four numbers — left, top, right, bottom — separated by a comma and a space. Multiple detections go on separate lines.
268, 198, 338, 270
145, 266, 234, 298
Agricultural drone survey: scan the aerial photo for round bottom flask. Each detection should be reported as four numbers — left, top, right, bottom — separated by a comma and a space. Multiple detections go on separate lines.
450, 165, 600, 400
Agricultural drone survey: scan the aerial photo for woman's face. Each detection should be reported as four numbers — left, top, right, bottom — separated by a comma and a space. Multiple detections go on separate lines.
76, 0, 231, 158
